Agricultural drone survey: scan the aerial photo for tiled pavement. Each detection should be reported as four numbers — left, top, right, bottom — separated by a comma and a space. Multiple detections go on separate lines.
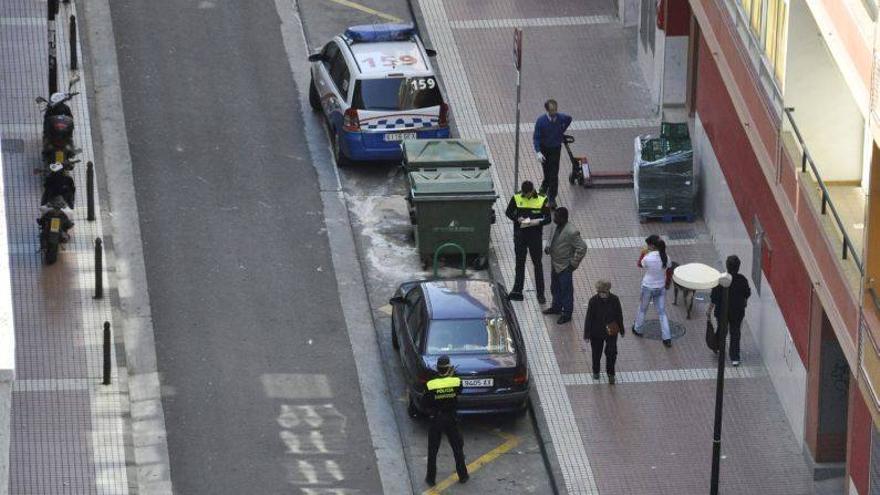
1, 1, 130, 493
421, 0, 816, 494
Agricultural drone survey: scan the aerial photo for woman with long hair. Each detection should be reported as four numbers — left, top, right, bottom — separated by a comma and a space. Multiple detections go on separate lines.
633, 236, 673, 347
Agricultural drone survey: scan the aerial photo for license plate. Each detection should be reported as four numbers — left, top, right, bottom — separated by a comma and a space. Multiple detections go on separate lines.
384, 132, 417, 142
49, 217, 61, 232
462, 378, 493, 388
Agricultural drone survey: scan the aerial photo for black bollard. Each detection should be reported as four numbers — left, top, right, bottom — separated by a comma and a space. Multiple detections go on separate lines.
94, 238, 103, 299
102, 322, 111, 385
69, 16, 77, 71
86, 162, 95, 221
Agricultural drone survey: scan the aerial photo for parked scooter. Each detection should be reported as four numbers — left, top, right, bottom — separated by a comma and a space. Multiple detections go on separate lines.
35, 75, 80, 171
38, 195, 74, 265
42, 162, 76, 208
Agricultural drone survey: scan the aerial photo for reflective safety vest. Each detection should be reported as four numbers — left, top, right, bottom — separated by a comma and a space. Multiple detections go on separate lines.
513, 193, 546, 212
426, 376, 461, 401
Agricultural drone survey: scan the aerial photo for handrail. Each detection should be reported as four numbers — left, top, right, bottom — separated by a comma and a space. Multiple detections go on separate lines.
783, 108, 864, 274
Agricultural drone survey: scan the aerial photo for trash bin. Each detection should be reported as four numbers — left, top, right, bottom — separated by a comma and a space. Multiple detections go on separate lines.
407, 167, 496, 269
402, 139, 490, 172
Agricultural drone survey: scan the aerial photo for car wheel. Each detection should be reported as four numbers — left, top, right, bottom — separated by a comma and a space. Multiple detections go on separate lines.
309, 77, 322, 112
330, 130, 349, 167
391, 321, 400, 351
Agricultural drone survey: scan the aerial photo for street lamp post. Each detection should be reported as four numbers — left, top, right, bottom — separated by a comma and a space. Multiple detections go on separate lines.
672, 263, 733, 495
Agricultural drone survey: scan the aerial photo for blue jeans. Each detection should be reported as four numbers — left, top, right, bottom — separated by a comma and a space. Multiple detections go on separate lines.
550, 268, 574, 316
634, 286, 671, 340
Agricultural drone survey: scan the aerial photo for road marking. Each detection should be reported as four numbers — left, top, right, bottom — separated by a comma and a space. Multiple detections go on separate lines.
421, 431, 520, 495
325, 0, 403, 22
562, 366, 766, 386
450, 15, 616, 29
483, 118, 660, 134
261, 373, 333, 399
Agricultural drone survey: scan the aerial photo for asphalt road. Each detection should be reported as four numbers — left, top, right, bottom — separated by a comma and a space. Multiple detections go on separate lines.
108, 0, 382, 493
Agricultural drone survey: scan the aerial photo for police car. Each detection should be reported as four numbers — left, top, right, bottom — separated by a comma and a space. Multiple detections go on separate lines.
308, 24, 450, 165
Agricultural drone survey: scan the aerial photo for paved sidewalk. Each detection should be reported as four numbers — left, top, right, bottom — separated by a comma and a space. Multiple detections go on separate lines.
420, 0, 815, 493
0, 1, 131, 493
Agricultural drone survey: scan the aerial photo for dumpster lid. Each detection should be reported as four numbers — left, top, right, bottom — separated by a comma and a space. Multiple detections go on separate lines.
402, 139, 490, 169
410, 168, 496, 196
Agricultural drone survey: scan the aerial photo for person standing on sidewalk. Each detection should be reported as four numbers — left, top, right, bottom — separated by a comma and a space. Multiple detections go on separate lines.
633, 236, 673, 347
584, 279, 625, 383
533, 99, 572, 208
505, 180, 551, 303
542, 207, 586, 324
707, 255, 751, 366
424, 355, 469, 486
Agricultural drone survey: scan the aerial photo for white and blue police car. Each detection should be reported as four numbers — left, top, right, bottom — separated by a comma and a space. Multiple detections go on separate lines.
308, 24, 450, 165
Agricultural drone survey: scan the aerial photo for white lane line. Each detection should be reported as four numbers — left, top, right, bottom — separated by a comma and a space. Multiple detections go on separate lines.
483, 118, 659, 134
450, 15, 616, 29
421, 1, 600, 493
562, 366, 765, 386
584, 236, 699, 249
0, 17, 45, 26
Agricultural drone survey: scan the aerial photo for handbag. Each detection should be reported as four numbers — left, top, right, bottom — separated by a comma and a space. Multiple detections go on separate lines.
705, 318, 719, 353
606, 321, 621, 337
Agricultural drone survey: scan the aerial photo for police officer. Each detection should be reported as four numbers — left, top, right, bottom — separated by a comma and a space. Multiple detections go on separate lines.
425, 355, 468, 486
505, 180, 551, 303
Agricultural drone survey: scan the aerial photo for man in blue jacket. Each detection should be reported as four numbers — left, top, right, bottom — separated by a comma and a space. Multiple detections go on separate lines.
533, 99, 572, 208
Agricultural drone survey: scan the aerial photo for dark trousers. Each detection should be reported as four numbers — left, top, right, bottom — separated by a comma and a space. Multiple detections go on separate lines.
426, 415, 467, 483
550, 268, 573, 316
728, 316, 743, 362
590, 335, 618, 376
512, 232, 544, 296
540, 146, 562, 203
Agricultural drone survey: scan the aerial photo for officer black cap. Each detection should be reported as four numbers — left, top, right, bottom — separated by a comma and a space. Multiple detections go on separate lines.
437, 355, 451, 371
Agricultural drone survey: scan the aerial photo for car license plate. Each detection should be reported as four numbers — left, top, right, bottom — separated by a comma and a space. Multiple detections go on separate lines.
462, 378, 493, 388
384, 132, 417, 142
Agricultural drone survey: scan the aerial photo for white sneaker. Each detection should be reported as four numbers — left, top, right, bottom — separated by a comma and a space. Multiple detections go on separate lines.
731, 360, 740, 367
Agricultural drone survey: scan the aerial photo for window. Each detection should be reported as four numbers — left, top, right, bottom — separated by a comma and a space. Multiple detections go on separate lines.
425, 317, 515, 355
323, 42, 350, 96
737, 0, 789, 85
404, 289, 424, 344
352, 77, 443, 110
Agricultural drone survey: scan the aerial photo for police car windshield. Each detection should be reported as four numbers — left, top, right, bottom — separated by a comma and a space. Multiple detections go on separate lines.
353, 77, 443, 111
426, 318, 514, 355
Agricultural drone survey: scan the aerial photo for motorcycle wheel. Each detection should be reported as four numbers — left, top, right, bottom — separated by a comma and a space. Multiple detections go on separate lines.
309, 78, 322, 112
44, 242, 59, 265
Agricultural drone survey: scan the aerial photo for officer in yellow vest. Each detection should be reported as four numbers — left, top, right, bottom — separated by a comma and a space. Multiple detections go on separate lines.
505, 180, 551, 302
425, 355, 469, 486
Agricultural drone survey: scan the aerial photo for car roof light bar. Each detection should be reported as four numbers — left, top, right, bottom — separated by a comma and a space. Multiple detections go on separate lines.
344, 23, 416, 43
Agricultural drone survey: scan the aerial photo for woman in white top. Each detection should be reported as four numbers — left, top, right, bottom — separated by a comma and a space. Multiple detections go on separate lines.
633, 235, 673, 347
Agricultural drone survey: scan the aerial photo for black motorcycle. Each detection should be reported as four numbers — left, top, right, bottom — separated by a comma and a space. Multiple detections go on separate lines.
35, 75, 80, 171
38, 196, 74, 265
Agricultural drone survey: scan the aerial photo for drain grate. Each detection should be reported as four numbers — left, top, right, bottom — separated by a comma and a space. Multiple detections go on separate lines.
666, 229, 697, 241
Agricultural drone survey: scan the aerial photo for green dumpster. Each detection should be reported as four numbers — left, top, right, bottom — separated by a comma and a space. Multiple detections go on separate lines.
407, 167, 497, 269
402, 139, 490, 172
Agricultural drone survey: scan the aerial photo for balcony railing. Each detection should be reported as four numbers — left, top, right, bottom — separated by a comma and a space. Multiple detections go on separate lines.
783, 108, 865, 276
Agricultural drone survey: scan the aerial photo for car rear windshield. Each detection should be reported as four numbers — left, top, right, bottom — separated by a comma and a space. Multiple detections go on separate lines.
426, 317, 514, 355
352, 76, 443, 110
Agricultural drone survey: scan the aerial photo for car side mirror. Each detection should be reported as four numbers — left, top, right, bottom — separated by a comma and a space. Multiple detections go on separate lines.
308, 53, 324, 62
389, 296, 405, 305
68, 74, 80, 89
35, 96, 47, 104
425, 48, 437, 57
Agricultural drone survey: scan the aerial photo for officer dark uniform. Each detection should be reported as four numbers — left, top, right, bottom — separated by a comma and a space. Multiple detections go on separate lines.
425, 355, 468, 486
505, 180, 551, 303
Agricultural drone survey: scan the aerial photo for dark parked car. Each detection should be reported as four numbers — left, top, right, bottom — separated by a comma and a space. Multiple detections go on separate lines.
389, 278, 530, 416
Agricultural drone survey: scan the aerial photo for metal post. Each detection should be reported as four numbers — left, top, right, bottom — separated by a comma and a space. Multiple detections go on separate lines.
512, 58, 522, 191
69, 15, 77, 71
94, 238, 103, 299
709, 280, 731, 495
86, 161, 95, 221
47, 0, 59, 94
102, 322, 111, 385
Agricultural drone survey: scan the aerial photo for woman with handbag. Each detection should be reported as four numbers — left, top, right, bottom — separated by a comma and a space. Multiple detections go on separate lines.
584, 279, 625, 384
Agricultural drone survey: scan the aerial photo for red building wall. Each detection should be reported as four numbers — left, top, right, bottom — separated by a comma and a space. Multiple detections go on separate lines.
849, 384, 871, 494
693, 34, 812, 362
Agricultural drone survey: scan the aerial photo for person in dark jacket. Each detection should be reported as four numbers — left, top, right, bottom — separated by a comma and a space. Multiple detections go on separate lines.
505, 180, 551, 303
708, 255, 751, 366
532, 99, 572, 208
583, 279, 625, 384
